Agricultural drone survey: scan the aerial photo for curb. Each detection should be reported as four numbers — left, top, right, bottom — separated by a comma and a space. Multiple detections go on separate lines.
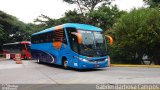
111, 64, 160, 68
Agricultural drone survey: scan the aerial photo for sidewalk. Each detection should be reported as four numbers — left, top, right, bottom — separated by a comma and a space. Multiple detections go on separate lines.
0, 58, 7, 61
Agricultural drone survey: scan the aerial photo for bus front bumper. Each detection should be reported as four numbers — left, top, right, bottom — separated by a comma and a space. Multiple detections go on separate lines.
76, 58, 108, 69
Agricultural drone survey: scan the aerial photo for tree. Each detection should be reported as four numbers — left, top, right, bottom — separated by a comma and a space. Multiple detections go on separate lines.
87, 5, 126, 31
108, 8, 160, 64
63, 0, 112, 13
143, 0, 160, 8
0, 10, 34, 48
0, 26, 5, 51
0, 25, 5, 41
34, 10, 85, 27
34, 14, 56, 28
63, 10, 85, 23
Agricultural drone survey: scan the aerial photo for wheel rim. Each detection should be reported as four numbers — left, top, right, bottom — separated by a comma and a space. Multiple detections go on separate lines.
37, 58, 39, 63
64, 60, 68, 68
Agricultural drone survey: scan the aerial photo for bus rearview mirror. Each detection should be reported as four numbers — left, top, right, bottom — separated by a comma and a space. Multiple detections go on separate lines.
105, 35, 113, 45
71, 32, 82, 44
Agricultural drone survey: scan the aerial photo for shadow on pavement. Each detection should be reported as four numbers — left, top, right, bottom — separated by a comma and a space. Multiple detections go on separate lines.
32, 60, 106, 72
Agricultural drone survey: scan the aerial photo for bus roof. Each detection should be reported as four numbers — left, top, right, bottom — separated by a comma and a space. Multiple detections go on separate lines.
3, 41, 30, 45
32, 23, 103, 36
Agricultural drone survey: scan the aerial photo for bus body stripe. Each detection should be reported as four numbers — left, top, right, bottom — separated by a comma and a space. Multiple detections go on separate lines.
31, 49, 57, 63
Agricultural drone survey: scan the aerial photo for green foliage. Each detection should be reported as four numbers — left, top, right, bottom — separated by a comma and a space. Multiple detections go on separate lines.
34, 5, 125, 33
63, 0, 112, 13
64, 10, 85, 23
34, 14, 56, 28
108, 8, 160, 64
0, 10, 37, 50
0, 27, 5, 43
144, 0, 160, 8
34, 10, 85, 27
87, 5, 126, 31
0, 11, 24, 42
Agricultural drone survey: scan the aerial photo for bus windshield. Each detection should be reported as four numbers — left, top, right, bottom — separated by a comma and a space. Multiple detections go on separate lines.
78, 30, 107, 57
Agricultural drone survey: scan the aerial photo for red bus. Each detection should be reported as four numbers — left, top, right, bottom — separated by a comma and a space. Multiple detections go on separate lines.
3, 41, 31, 60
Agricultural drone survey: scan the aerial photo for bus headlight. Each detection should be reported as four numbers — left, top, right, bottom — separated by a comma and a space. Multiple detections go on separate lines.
105, 58, 108, 61
76, 56, 88, 62
82, 59, 88, 62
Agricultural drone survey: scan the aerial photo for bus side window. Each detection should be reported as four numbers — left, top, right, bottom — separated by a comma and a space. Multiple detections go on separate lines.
63, 30, 67, 44
54, 28, 67, 44
36, 35, 40, 43
46, 32, 52, 42
53, 31, 56, 42
43, 31, 53, 43
31, 35, 39, 44
71, 35, 78, 53
49, 31, 53, 42
66, 27, 78, 53
40, 34, 44, 43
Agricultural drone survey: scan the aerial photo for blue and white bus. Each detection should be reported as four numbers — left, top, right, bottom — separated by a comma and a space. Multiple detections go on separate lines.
31, 23, 112, 69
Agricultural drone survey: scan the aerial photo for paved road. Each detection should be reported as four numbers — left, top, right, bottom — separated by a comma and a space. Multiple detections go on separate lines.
0, 59, 160, 84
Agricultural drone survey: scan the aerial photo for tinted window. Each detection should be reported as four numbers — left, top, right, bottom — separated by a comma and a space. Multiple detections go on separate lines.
31, 31, 54, 44
54, 29, 67, 44
31, 28, 66, 44
66, 28, 79, 53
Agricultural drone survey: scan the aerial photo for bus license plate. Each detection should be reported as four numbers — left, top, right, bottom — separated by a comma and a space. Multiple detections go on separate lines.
95, 64, 99, 67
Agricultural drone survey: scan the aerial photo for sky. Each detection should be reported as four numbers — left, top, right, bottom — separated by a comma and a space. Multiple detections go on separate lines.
0, 0, 145, 23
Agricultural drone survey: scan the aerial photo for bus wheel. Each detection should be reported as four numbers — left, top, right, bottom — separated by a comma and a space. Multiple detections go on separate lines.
24, 55, 27, 60
37, 58, 41, 64
63, 59, 69, 69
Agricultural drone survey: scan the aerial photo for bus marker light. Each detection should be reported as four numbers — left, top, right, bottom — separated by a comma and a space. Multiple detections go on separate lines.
74, 62, 78, 66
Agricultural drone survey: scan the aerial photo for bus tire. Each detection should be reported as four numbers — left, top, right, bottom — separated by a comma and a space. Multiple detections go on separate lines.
37, 58, 41, 64
24, 55, 27, 60
62, 59, 69, 69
